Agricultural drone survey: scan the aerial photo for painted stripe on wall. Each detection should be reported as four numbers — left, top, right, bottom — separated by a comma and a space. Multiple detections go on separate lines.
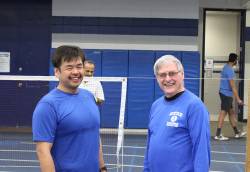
52, 34, 198, 51
246, 10, 250, 27
52, 16, 198, 36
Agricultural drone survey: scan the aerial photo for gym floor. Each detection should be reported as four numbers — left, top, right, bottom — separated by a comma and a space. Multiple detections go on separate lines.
0, 121, 246, 172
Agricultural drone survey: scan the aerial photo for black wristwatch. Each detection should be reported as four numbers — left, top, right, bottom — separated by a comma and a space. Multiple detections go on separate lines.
99, 166, 107, 172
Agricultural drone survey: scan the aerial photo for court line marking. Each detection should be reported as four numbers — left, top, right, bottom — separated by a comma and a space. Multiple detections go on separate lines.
0, 159, 38, 162
104, 153, 246, 165
0, 156, 245, 166
2, 155, 243, 166
19, 142, 247, 154
0, 160, 217, 172
0, 165, 39, 168
0, 147, 245, 168
211, 160, 245, 165
211, 151, 245, 155
1, 147, 246, 156
20, 142, 34, 145
0, 150, 35, 153
0, 149, 246, 158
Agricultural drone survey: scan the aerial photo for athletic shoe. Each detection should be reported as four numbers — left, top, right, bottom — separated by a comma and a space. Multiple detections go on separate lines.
235, 131, 247, 138
214, 135, 229, 141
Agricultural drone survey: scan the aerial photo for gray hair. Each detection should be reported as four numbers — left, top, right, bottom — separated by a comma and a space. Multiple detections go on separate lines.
153, 55, 183, 76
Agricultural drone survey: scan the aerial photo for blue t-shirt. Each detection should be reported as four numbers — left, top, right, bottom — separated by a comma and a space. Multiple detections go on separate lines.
143, 90, 210, 172
219, 64, 235, 97
32, 88, 100, 172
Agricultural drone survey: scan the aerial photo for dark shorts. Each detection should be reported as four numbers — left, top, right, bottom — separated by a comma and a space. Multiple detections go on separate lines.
219, 92, 233, 112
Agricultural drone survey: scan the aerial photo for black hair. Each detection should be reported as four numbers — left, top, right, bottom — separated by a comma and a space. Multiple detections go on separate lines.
228, 53, 238, 63
84, 59, 95, 65
52, 45, 85, 68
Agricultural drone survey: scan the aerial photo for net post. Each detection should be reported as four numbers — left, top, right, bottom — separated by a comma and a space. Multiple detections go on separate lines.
116, 77, 127, 172
246, 80, 250, 172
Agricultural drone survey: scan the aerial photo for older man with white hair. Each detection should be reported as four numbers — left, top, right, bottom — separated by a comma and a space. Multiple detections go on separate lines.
143, 55, 211, 172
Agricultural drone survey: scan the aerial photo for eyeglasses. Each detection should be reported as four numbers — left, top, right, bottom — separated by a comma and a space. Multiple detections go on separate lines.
157, 71, 180, 78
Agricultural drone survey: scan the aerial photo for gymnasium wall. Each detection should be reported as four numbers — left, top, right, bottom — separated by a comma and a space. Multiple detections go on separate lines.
0, 0, 52, 127
51, 0, 200, 128
0, 0, 51, 75
0, 0, 247, 128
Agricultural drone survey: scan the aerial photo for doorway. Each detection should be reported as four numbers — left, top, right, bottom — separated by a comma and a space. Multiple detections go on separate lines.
202, 9, 245, 121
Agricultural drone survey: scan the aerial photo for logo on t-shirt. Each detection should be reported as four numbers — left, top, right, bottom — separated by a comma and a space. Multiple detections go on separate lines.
166, 111, 183, 127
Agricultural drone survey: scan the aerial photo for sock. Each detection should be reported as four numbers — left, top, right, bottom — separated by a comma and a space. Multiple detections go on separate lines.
233, 127, 239, 134
216, 128, 221, 136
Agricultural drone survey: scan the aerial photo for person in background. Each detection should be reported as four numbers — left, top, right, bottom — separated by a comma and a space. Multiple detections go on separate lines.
79, 59, 107, 172
143, 55, 210, 172
79, 60, 105, 104
32, 45, 102, 172
214, 53, 246, 141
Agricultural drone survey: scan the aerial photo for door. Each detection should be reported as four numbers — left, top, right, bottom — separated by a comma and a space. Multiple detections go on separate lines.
203, 10, 243, 121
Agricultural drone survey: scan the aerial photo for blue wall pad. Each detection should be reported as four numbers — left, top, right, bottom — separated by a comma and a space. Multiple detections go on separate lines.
101, 82, 122, 128
127, 51, 155, 128
84, 49, 102, 76
101, 50, 128, 127
128, 51, 155, 77
102, 50, 128, 76
182, 51, 200, 96
127, 79, 154, 128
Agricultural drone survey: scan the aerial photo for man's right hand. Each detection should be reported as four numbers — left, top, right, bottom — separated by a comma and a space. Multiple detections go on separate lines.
237, 99, 244, 106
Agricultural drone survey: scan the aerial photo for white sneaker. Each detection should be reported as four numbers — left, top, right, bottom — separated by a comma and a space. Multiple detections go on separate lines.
214, 135, 229, 141
235, 131, 246, 138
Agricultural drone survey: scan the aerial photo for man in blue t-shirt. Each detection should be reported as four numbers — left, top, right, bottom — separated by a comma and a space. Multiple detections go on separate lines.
214, 53, 245, 141
32, 45, 103, 172
143, 55, 210, 172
